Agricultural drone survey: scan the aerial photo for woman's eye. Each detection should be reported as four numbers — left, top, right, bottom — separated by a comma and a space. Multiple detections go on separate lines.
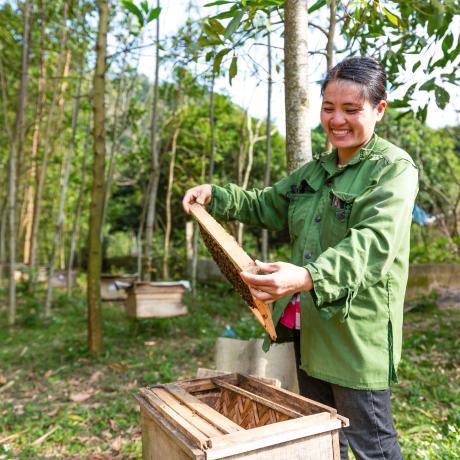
322, 108, 333, 113
345, 109, 358, 114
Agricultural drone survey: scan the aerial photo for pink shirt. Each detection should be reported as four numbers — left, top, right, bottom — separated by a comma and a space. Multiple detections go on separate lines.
280, 293, 301, 329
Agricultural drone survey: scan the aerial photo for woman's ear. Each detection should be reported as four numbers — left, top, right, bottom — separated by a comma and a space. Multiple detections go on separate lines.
376, 100, 387, 121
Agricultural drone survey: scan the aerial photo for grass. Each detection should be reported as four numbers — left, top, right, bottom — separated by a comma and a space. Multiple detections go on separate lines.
0, 284, 459, 459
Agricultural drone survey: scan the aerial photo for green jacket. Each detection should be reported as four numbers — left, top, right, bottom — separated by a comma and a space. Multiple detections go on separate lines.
208, 134, 419, 390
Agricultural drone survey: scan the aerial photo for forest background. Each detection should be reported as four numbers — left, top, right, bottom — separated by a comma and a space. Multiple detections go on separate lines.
0, 0, 460, 457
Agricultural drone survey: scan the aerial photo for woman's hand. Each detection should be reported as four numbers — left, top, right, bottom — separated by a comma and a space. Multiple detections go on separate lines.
240, 260, 313, 304
182, 184, 212, 214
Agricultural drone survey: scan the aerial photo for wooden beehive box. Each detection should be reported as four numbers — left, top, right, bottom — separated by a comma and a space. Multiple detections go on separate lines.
189, 204, 276, 341
125, 281, 189, 318
136, 373, 348, 460
101, 274, 136, 301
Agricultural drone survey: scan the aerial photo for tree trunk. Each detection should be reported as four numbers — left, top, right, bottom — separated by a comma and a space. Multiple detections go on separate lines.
87, 0, 109, 354
324, 0, 336, 152
208, 73, 216, 182
45, 56, 84, 316
101, 57, 138, 232
6, 0, 31, 326
162, 124, 181, 279
29, 4, 69, 279
22, 10, 46, 264
143, 0, 161, 281
0, 200, 6, 289
67, 121, 90, 293
237, 114, 265, 245
262, 20, 273, 261
284, 0, 311, 173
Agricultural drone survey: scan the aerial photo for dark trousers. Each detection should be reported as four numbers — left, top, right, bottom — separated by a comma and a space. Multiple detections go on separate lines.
293, 330, 403, 460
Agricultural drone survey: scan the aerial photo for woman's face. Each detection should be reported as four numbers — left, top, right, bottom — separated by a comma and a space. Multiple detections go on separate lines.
320, 80, 387, 160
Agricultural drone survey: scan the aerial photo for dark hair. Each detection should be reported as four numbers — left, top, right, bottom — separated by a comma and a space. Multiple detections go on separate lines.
321, 56, 387, 107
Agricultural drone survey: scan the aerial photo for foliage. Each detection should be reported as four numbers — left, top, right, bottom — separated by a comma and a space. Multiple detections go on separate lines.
340, 0, 460, 120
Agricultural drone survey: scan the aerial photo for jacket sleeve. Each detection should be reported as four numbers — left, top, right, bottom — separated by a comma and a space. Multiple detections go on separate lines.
207, 175, 296, 232
305, 158, 419, 319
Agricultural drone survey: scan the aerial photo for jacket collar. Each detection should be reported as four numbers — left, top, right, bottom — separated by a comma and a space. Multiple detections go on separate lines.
320, 134, 379, 177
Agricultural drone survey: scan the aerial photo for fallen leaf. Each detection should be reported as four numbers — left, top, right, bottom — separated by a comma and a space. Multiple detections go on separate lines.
102, 430, 112, 440
31, 426, 59, 445
109, 419, 118, 431
69, 392, 92, 402
44, 369, 54, 379
0, 375, 7, 385
89, 370, 104, 384
110, 436, 123, 452
108, 363, 128, 373
144, 340, 157, 346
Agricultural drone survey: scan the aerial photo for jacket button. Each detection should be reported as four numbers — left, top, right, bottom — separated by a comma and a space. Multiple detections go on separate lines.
314, 215, 321, 222
304, 251, 312, 259
325, 180, 332, 187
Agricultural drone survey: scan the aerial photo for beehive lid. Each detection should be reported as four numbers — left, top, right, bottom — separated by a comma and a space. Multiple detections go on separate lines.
189, 204, 276, 340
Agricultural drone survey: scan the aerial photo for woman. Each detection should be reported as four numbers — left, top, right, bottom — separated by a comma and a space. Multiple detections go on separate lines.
182, 56, 418, 459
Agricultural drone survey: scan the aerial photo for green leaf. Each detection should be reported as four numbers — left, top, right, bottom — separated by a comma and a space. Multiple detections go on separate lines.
224, 10, 245, 40
147, 6, 161, 22
412, 61, 421, 72
308, 0, 326, 14
275, 63, 281, 74
203, 22, 222, 41
204, 0, 234, 6
209, 18, 226, 35
140, 0, 149, 13
434, 85, 450, 110
122, 0, 144, 27
205, 51, 215, 62
419, 78, 436, 92
213, 48, 231, 74
416, 104, 428, 123
442, 32, 453, 56
229, 55, 238, 85
214, 10, 239, 20
391, 99, 410, 108
382, 6, 400, 27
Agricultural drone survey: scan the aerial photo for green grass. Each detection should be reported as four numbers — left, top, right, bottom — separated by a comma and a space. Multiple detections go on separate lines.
0, 285, 459, 459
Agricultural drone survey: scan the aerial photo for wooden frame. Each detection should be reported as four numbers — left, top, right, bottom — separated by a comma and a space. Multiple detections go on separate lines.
189, 204, 276, 340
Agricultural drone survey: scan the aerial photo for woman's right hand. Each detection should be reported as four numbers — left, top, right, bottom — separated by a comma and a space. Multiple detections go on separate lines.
182, 184, 212, 214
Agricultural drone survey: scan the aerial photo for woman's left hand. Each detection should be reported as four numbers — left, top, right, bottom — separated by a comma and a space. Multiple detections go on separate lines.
240, 260, 313, 304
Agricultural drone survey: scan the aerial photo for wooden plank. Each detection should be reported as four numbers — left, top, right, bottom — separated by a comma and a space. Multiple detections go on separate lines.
238, 375, 333, 414
153, 388, 224, 439
138, 388, 211, 449
205, 413, 340, 459
219, 433, 333, 460
165, 384, 244, 435
212, 378, 303, 419
331, 430, 341, 460
137, 398, 205, 460
189, 204, 276, 341
237, 375, 350, 428
196, 368, 281, 388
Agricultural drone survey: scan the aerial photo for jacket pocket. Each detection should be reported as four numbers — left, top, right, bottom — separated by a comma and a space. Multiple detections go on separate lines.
287, 179, 318, 241
320, 189, 357, 249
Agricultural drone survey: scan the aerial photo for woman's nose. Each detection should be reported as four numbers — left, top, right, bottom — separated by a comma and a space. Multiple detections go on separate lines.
330, 111, 346, 125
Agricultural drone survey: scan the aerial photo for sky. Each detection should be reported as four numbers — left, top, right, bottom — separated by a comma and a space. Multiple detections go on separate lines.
134, 0, 460, 137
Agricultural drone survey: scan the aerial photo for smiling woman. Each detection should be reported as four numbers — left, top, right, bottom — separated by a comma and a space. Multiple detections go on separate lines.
182, 56, 419, 460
